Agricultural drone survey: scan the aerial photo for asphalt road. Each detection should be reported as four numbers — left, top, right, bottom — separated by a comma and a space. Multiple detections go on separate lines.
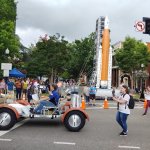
0, 106, 150, 150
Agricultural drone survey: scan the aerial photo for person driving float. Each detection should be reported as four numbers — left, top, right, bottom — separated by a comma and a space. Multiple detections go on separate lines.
32, 84, 60, 114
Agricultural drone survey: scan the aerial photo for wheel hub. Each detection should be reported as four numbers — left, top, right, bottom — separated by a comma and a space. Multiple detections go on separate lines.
0, 112, 11, 127
68, 114, 81, 128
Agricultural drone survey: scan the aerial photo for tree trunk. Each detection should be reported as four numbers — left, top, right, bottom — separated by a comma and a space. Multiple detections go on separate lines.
50, 68, 53, 83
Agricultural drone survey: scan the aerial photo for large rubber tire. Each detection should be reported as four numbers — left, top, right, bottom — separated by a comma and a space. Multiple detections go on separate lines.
64, 111, 86, 132
0, 108, 17, 130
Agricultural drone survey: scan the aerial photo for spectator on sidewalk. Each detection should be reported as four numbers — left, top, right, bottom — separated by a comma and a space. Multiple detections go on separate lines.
89, 84, 97, 106
83, 85, 90, 105
7, 78, 15, 97
15, 79, 22, 100
112, 87, 116, 97
27, 81, 34, 103
33, 79, 39, 94
143, 86, 150, 115
0, 79, 6, 95
22, 78, 28, 100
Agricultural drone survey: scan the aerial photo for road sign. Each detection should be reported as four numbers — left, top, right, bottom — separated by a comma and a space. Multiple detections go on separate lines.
143, 17, 150, 34
1, 63, 12, 70
135, 21, 145, 32
3, 70, 9, 77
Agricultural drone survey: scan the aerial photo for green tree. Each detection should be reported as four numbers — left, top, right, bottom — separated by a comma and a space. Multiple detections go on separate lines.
115, 37, 150, 73
26, 35, 70, 80
26, 33, 95, 81
67, 33, 95, 79
0, 0, 20, 72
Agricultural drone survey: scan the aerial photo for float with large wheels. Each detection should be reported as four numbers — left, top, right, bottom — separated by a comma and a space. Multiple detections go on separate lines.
0, 95, 89, 132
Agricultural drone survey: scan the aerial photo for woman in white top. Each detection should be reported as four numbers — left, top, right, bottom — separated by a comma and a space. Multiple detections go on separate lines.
0, 79, 6, 94
113, 85, 130, 136
143, 86, 150, 115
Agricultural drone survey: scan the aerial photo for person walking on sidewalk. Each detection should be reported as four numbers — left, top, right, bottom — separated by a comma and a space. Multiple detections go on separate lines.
83, 85, 90, 105
7, 78, 15, 100
113, 85, 130, 136
22, 79, 28, 100
89, 84, 97, 106
15, 79, 22, 100
143, 86, 150, 115
0, 79, 6, 95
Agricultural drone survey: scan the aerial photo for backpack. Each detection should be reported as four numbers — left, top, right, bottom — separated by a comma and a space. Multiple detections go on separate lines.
127, 95, 135, 109
117, 94, 135, 110
123, 94, 135, 109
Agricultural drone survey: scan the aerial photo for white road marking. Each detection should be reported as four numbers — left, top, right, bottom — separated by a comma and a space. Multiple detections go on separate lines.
0, 138, 12, 141
118, 145, 140, 149
54, 141, 76, 145
0, 118, 29, 137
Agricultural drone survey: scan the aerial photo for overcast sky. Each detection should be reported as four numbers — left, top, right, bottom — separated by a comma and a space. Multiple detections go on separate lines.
16, 0, 150, 47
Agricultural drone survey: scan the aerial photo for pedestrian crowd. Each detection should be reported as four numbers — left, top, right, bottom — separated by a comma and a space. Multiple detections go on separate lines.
0, 78, 45, 102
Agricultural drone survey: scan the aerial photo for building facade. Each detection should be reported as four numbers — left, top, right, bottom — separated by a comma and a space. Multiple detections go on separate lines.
112, 41, 150, 89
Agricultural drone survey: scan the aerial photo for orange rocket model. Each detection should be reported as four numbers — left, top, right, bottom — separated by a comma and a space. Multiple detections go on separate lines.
100, 16, 110, 88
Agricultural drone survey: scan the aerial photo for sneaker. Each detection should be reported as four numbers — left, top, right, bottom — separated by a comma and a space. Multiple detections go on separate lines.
142, 113, 146, 115
120, 132, 127, 136
119, 131, 123, 135
119, 130, 128, 135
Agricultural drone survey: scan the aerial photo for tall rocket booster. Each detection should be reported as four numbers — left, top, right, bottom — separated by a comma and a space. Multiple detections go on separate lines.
100, 16, 111, 88
95, 16, 112, 89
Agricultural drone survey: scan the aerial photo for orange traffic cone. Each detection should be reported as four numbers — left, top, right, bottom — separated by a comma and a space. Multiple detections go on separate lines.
103, 98, 109, 109
81, 97, 86, 110
144, 99, 147, 108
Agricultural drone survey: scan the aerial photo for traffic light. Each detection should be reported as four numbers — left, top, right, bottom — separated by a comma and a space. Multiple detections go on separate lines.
143, 17, 150, 34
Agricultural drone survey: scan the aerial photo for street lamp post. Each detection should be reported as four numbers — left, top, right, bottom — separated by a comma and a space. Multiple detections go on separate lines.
140, 64, 145, 99
5, 48, 9, 55
5, 48, 10, 63
3, 48, 10, 103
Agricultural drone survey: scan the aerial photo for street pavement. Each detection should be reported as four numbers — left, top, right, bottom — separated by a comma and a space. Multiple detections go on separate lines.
0, 102, 150, 150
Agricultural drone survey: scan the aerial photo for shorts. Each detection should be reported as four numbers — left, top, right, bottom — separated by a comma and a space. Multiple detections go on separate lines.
89, 94, 95, 100
23, 89, 27, 94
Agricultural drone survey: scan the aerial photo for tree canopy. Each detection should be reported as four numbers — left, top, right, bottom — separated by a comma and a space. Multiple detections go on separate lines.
66, 33, 95, 79
115, 37, 150, 73
26, 33, 95, 81
0, 0, 20, 75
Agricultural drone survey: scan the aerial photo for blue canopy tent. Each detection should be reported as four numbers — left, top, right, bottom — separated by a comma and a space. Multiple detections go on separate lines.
9, 68, 26, 78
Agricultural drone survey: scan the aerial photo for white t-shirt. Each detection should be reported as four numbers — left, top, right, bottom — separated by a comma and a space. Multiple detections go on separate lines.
144, 91, 150, 100
118, 94, 130, 114
83, 86, 89, 96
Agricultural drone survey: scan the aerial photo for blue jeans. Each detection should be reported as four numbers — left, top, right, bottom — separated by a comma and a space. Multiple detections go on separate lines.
84, 95, 89, 103
16, 88, 22, 100
116, 111, 129, 133
34, 100, 56, 114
